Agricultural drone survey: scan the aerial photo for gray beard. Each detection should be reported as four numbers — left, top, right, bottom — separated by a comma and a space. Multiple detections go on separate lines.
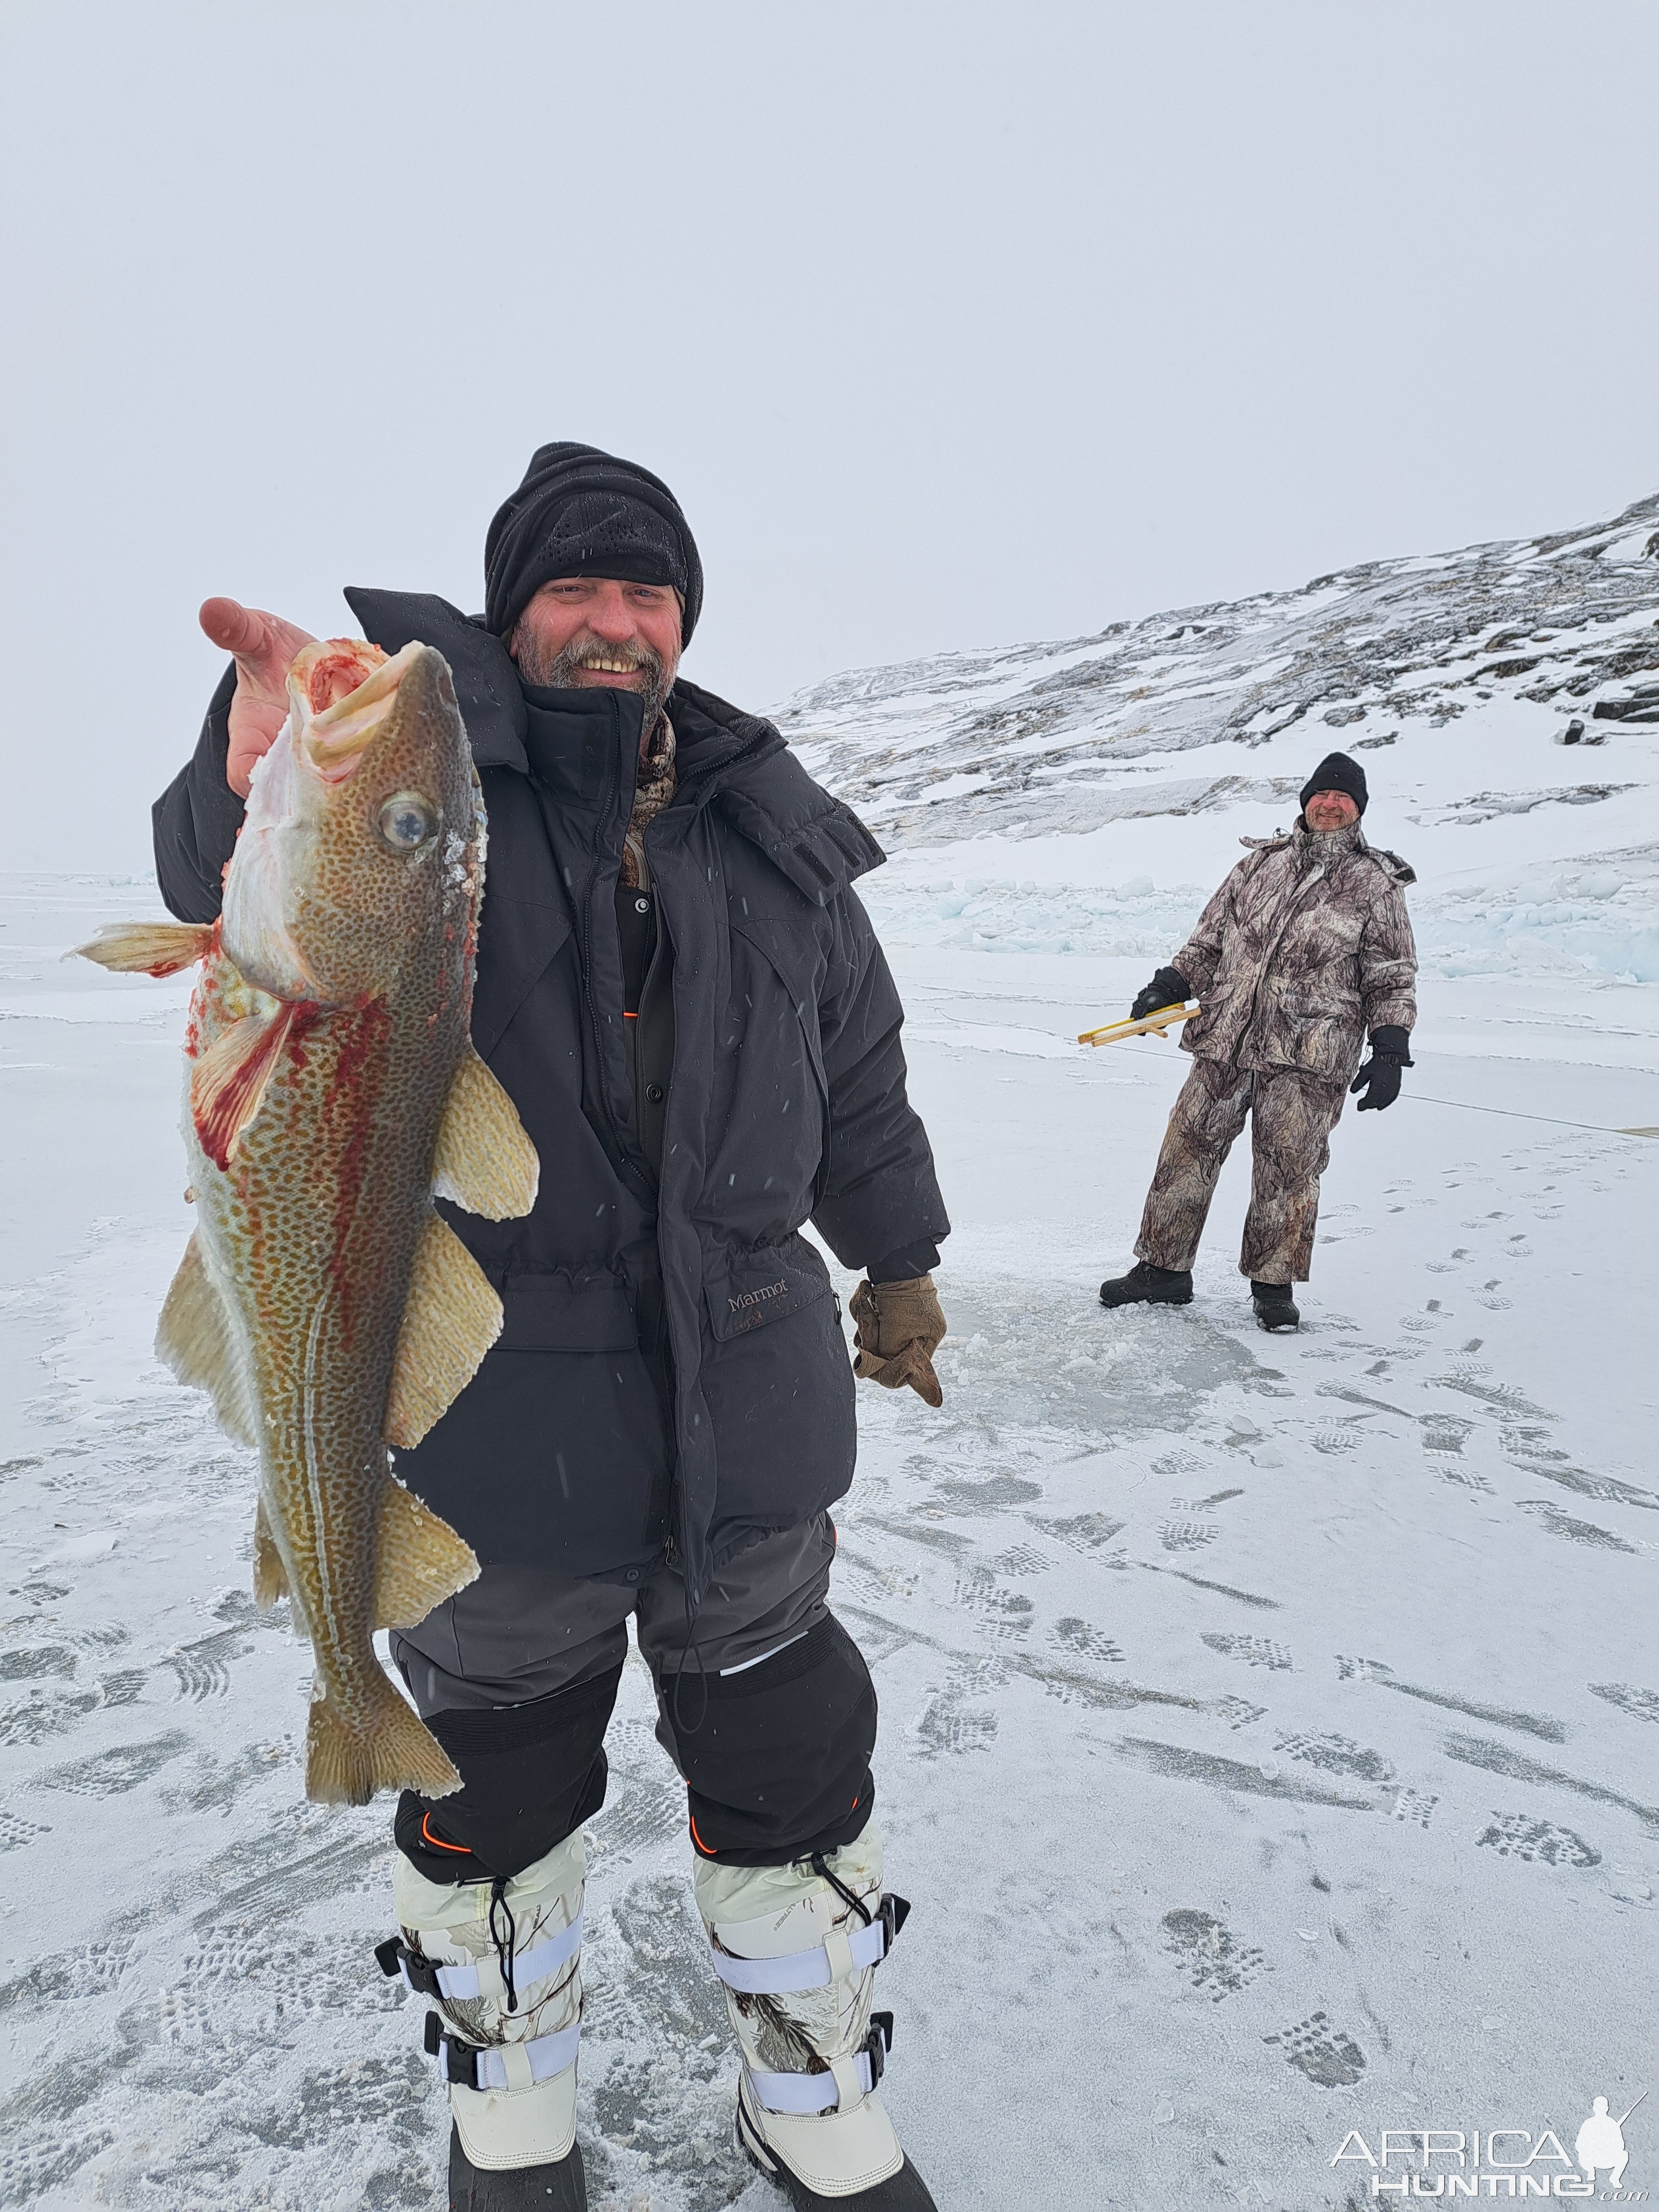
513, 628, 676, 734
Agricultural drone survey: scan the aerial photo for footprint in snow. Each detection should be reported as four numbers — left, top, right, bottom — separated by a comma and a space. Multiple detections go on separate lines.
1515, 1501, 1639, 1553
1477, 1813, 1600, 1867
1273, 1730, 1396, 1783
0, 1810, 52, 1855
1159, 1520, 1219, 1552
1201, 1632, 1292, 1671
1589, 1682, 1659, 1725
1161, 1909, 1271, 2001
1262, 2011, 1367, 2088
1052, 1617, 1125, 1664
1392, 1789, 1439, 1829
1311, 1422, 1362, 1455
36, 1730, 192, 1797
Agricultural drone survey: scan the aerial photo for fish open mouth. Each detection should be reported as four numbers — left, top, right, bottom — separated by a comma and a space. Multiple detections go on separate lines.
290, 639, 426, 783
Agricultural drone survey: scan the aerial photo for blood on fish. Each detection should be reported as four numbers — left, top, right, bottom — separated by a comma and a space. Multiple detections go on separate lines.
307, 646, 382, 714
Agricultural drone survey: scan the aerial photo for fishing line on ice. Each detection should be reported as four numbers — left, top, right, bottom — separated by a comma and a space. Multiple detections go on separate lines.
1405, 1092, 1658, 1138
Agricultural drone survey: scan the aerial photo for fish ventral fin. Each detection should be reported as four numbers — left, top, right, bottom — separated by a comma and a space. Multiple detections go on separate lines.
305, 1683, 462, 1806
73, 921, 215, 977
375, 1477, 479, 1631
190, 1003, 300, 1171
253, 1495, 289, 1606
383, 1212, 504, 1449
155, 1232, 258, 1448
432, 1047, 541, 1220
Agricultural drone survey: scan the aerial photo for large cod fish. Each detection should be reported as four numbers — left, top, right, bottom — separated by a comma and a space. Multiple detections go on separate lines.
78, 639, 538, 1804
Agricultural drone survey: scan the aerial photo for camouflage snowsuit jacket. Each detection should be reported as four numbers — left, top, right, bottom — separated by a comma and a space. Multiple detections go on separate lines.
1172, 822, 1417, 1083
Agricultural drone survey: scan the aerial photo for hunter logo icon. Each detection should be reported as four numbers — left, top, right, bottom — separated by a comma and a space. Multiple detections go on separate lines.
1576, 2092, 1644, 2190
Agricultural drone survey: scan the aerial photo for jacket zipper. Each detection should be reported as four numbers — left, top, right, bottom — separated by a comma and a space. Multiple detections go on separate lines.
572, 696, 643, 1185
1230, 852, 1327, 1065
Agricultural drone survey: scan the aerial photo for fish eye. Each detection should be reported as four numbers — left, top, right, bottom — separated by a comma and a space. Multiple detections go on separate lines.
377, 793, 438, 853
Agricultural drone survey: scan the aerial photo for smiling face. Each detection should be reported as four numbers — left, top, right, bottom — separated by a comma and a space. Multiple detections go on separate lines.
1305, 788, 1361, 832
509, 575, 684, 741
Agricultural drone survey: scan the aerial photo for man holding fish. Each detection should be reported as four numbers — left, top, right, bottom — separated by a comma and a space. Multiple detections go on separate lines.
144, 446, 951, 2211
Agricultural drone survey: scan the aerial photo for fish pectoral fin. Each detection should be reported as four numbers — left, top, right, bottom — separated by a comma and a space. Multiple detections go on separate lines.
155, 1231, 258, 1448
384, 1212, 504, 1449
305, 1682, 462, 1806
189, 1003, 299, 1171
72, 921, 215, 976
375, 1477, 479, 1630
431, 1047, 541, 1221
253, 1496, 289, 1606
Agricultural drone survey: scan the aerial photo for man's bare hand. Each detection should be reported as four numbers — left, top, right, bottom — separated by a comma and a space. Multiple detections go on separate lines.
200, 597, 318, 798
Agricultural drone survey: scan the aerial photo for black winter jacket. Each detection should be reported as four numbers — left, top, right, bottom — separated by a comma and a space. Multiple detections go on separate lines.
153, 592, 949, 1609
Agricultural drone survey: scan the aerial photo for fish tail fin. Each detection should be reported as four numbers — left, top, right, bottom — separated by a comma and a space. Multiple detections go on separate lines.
305, 1682, 462, 1806
72, 921, 215, 976
374, 1477, 480, 1631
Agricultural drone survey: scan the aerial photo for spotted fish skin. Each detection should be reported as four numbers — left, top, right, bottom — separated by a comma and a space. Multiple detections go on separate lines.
79, 640, 538, 1804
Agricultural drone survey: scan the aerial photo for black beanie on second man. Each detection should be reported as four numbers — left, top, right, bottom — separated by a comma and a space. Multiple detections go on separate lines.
484, 443, 704, 644
1299, 752, 1368, 818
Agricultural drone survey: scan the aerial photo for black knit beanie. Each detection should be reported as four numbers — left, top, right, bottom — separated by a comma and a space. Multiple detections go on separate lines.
484, 442, 704, 644
1299, 752, 1368, 818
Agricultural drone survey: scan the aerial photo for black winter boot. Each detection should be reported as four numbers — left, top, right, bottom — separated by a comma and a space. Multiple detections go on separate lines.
449, 2124, 586, 2210
1250, 1281, 1300, 1332
738, 2089, 938, 2209
1100, 1260, 1193, 1308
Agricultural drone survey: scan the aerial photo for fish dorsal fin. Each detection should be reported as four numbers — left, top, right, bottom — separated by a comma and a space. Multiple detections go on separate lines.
374, 1476, 479, 1631
74, 921, 215, 976
190, 1004, 299, 1170
432, 1047, 541, 1221
155, 1231, 258, 1448
253, 1494, 290, 1606
384, 1211, 503, 1450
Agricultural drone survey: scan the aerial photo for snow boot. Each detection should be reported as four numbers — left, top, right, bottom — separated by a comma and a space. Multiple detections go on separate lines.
1250, 1281, 1300, 1332
378, 1832, 587, 2205
448, 2124, 586, 2210
1100, 1260, 1193, 1308
697, 1829, 938, 2209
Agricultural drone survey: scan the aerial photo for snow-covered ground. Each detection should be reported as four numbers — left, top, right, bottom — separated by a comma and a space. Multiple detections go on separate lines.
3, 502, 1658, 2209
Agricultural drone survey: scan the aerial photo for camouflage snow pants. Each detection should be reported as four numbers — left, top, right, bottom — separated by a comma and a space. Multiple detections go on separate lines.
1134, 1059, 1348, 1284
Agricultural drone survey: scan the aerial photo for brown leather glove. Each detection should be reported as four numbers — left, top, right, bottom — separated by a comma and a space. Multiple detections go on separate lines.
849, 1275, 945, 1408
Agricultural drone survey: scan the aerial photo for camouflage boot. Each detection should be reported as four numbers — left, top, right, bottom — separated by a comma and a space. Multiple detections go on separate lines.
698, 1830, 937, 2208
378, 1833, 587, 2209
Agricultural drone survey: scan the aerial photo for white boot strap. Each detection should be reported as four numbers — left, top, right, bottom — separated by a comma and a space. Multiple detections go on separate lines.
437, 2019, 581, 2093
383, 1908, 582, 2004
743, 2014, 892, 2116
745, 2046, 878, 2116
710, 1898, 899, 1995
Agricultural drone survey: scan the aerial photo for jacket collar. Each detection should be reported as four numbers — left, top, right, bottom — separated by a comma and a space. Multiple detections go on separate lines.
1292, 818, 1366, 862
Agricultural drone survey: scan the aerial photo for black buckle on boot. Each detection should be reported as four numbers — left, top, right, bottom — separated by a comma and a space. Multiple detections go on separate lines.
863, 2012, 894, 2090
375, 1934, 446, 1998
877, 1894, 910, 1957
422, 2009, 483, 2090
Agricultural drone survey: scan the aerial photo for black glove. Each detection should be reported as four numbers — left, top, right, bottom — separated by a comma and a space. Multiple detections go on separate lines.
1131, 966, 1191, 1022
1350, 1024, 1413, 1112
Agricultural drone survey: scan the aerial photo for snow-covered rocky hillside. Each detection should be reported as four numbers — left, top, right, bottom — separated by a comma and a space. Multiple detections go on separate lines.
2, 503, 1656, 2212
782, 492, 1659, 992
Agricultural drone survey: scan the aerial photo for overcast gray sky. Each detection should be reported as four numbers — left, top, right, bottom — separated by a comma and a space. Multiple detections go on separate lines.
3, 0, 1657, 872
